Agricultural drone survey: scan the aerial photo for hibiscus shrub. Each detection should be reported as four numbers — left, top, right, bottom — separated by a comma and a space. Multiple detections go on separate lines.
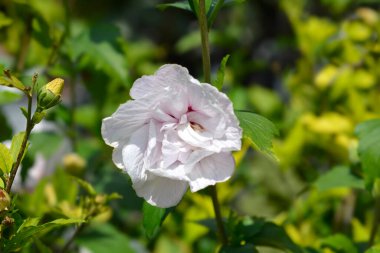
1, 0, 380, 252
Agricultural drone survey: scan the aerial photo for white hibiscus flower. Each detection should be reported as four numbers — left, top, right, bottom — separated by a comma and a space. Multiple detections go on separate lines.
102, 64, 242, 208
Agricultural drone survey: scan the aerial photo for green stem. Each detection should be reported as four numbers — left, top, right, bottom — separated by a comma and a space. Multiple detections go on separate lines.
198, 0, 211, 84
369, 197, 380, 247
198, 0, 228, 245
210, 185, 228, 245
6, 91, 34, 193
6, 75, 38, 193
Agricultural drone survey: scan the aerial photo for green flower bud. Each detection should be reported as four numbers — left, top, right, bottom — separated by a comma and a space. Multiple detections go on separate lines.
0, 189, 10, 212
63, 153, 86, 176
37, 78, 64, 110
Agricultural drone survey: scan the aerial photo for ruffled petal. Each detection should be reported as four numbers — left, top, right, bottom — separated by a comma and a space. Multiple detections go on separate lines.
101, 100, 151, 148
188, 152, 235, 192
130, 64, 198, 100
122, 124, 150, 185
134, 174, 188, 208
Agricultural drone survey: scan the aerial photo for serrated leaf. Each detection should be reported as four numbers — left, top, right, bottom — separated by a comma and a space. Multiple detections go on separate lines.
315, 165, 365, 191
355, 119, 380, 189
214, 54, 230, 90
157, 1, 192, 11
143, 202, 173, 239
10, 132, 26, 164
0, 143, 13, 174
32, 111, 46, 124
321, 234, 358, 253
235, 111, 279, 154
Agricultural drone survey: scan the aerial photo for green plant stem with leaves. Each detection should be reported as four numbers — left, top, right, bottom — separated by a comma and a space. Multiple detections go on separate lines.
198, 0, 228, 246
5, 75, 38, 193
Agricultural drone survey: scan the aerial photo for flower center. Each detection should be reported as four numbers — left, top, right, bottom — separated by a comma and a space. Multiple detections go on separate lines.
190, 121, 204, 132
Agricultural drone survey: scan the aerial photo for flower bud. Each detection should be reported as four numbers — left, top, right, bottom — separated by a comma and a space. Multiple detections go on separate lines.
37, 78, 64, 110
0, 189, 11, 212
63, 153, 86, 176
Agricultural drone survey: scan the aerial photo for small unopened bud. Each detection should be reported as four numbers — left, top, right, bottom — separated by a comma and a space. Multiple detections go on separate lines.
37, 78, 64, 110
63, 153, 86, 176
0, 189, 11, 212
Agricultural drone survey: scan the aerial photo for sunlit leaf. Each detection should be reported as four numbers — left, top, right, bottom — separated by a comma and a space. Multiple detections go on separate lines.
10, 132, 26, 164
321, 234, 358, 253
214, 54, 230, 90
315, 165, 365, 191
355, 119, 380, 189
235, 111, 279, 154
0, 143, 13, 174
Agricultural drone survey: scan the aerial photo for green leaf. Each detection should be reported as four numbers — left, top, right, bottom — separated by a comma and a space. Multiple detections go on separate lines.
20, 106, 28, 119
32, 111, 46, 124
188, 0, 199, 16
235, 111, 279, 154
76, 224, 136, 253
321, 234, 358, 253
207, 0, 224, 27
32, 14, 53, 48
10, 132, 26, 164
157, 1, 192, 12
231, 218, 303, 253
314, 165, 365, 191
245, 221, 303, 253
214, 54, 230, 90
0, 143, 13, 174
0, 90, 22, 105
0, 12, 13, 28
0, 71, 25, 90
366, 245, 380, 253
355, 119, 380, 189
143, 202, 173, 239
4, 218, 84, 252
0, 75, 25, 90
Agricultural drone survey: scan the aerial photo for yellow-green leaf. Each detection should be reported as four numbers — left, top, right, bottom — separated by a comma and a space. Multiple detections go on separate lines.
0, 143, 13, 174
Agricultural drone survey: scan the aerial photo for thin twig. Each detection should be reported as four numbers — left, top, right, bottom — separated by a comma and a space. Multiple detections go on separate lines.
60, 223, 85, 253
198, 0, 211, 84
